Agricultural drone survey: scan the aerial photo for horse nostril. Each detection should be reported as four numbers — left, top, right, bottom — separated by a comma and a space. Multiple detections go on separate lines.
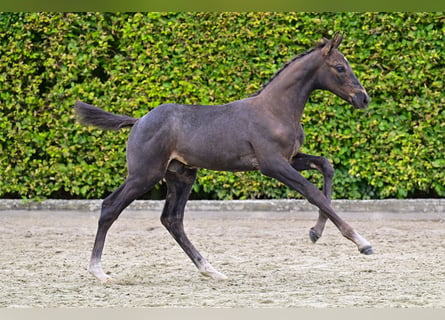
352, 91, 370, 109
363, 94, 371, 105
363, 94, 370, 106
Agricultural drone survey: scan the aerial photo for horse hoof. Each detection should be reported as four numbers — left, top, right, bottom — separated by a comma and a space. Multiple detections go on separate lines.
100, 276, 113, 285
360, 246, 374, 255
309, 229, 320, 243
199, 262, 228, 281
88, 264, 113, 284
200, 270, 228, 281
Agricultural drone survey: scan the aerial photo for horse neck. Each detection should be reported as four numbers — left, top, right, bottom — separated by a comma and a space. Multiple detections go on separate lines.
256, 51, 322, 123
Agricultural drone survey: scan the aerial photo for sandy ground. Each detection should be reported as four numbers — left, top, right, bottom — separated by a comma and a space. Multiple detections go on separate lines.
0, 208, 444, 308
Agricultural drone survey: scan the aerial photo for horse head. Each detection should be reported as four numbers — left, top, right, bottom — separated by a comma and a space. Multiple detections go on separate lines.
315, 32, 370, 109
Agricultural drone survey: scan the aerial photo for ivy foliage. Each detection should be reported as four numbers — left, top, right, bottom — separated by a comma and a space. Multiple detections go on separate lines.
0, 12, 444, 200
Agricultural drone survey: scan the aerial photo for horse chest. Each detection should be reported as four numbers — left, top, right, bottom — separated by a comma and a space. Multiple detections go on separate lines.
287, 139, 301, 161
269, 125, 301, 160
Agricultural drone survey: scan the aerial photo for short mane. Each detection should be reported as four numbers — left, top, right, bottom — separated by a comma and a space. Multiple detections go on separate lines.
249, 39, 327, 97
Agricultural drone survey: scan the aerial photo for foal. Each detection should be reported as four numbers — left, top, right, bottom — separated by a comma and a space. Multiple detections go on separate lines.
74, 33, 373, 283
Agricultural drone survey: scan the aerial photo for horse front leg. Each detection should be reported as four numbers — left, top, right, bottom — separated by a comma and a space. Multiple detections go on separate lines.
260, 158, 373, 255
291, 153, 333, 243
161, 163, 227, 281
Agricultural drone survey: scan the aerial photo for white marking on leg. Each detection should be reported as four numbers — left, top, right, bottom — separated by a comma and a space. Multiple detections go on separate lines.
198, 261, 228, 281
88, 261, 112, 284
354, 232, 371, 251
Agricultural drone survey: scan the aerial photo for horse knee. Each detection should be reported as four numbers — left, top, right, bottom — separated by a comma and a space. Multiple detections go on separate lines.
319, 157, 334, 179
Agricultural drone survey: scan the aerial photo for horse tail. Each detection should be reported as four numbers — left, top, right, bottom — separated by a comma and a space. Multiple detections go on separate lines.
74, 101, 139, 131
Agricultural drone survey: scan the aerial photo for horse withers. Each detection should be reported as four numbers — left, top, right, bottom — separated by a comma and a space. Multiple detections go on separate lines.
74, 32, 372, 283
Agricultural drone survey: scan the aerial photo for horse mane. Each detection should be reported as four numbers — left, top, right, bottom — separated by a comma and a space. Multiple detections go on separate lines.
249, 39, 328, 97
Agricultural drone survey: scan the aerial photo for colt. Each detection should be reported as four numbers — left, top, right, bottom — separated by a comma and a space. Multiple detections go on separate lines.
74, 32, 373, 283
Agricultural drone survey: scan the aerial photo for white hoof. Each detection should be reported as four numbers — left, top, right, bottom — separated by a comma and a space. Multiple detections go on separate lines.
88, 263, 113, 284
199, 262, 228, 281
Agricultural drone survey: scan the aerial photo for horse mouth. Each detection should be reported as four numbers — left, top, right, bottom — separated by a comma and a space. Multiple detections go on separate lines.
350, 91, 370, 109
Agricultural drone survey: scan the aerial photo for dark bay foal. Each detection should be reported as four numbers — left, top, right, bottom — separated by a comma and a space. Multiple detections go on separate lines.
74, 32, 373, 283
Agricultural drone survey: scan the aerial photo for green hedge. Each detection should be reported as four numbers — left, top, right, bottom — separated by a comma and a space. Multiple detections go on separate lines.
1, 12, 444, 200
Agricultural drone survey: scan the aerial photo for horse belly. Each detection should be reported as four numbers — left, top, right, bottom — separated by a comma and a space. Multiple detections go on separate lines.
172, 143, 259, 172
161, 103, 259, 171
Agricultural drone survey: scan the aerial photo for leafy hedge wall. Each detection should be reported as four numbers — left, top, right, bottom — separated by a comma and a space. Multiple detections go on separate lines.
0, 12, 444, 200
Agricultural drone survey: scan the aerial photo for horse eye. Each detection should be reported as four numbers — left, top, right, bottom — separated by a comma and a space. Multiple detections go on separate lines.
335, 65, 346, 73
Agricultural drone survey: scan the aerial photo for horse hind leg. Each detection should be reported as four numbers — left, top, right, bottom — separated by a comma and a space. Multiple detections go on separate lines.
161, 162, 227, 281
291, 153, 333, 243
89, 173, 163, 283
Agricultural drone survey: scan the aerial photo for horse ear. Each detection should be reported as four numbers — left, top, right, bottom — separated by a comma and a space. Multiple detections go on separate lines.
333, 32, 344, 49
321, 32, 343, 55
321, 37, 334, 56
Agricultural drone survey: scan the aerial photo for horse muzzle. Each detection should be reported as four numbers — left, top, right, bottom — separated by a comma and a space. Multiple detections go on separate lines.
350, 90, 370, 109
